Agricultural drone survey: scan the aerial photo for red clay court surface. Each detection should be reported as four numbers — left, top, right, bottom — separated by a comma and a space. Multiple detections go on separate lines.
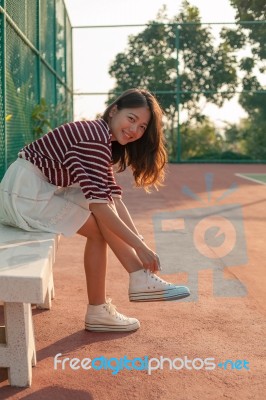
0, 163, 265, 400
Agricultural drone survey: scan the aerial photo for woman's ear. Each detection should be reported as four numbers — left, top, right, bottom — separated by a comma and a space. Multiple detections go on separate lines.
109, 105, 118, 118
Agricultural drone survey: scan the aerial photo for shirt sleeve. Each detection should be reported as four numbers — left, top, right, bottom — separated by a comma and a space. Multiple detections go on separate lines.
107, 165, 122, 198
63, 142, 114, 203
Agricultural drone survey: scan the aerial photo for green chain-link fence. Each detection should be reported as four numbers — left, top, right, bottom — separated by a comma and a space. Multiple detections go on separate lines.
0, 0, 73, 180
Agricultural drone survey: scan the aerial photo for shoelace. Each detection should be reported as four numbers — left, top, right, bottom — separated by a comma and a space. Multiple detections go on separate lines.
104, 298, 129, 321
146, 269, 172, 286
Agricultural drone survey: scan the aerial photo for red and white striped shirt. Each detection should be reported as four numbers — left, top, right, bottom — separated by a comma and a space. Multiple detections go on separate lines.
19, 119, 122, 203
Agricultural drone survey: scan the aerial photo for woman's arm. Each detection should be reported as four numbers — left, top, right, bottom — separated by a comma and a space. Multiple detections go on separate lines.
112, 198, 141, 237
89, 202, 159, 271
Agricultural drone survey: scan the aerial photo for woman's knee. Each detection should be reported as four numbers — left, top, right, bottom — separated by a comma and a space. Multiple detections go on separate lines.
77, 213, 105, 241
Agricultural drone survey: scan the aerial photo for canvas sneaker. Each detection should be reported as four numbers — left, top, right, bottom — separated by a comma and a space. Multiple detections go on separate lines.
129, 269, 190, 302
85, 298, 140, 332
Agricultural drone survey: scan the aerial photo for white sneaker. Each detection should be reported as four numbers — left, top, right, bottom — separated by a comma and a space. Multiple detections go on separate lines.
129, 269, 190, 302
85, 298, 140, 332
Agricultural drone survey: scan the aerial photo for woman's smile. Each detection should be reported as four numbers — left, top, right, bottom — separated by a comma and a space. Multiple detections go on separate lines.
122, 130, 132, 139
109, 106, 151, 144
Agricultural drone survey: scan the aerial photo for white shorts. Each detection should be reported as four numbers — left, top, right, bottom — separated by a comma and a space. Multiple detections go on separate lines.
0, 158, 91, 237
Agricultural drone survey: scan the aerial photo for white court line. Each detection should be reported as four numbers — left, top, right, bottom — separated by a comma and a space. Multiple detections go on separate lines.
235, 173, 266, 185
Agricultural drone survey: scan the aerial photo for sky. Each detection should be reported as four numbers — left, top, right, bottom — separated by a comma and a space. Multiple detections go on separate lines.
64, 0, 248, 126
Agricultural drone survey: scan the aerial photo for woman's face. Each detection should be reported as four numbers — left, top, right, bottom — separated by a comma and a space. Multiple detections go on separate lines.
108, 106, 151, 145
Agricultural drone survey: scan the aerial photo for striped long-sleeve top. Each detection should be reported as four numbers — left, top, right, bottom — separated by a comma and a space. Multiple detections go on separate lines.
19, 119, 122, 203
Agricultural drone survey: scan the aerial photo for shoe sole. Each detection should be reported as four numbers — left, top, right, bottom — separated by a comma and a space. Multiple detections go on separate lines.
129, 289, 190, 302
85, 321, 140, 332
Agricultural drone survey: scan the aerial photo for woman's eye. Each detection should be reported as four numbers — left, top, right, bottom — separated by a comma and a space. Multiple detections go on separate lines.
128, 116, 134, 122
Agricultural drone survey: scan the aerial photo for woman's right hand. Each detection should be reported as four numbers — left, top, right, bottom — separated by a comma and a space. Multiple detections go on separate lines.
135, 242, 161, 272
89, 203, 161, 272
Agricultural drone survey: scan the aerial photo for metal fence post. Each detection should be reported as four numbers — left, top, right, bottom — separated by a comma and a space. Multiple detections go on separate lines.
36, 0, 41, 104
175, 24, 181, 163
0, 0, 6, 174
53, 0, 57, 115
64, 6, 67, 85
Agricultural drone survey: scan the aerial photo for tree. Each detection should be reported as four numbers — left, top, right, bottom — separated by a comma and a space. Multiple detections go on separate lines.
179, 119, 223, 160
108, 1, 239, 159
221, 0, 266, 159
230, 0, 266, 58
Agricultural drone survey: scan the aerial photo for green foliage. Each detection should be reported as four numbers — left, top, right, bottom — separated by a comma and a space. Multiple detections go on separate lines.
108, 1, 238, 119
224, 113, 266, 160
224, 121, 247, 147
230, 0, 266, 20
188, 150, 252, 161
179, 119, 223, 160
31, 99, 69, 140
222, 1, 266, 160
225, 117, 266, 160
244, 118, 266, 159
230, 0, 266, 58
31, 98, 52, 139
108, 0, 265, 161
165, 118, 224, 161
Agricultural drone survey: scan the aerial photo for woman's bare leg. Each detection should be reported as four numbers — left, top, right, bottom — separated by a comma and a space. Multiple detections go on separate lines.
78, 214, 107, 305
77, 214, 141, 332
96, 216, 144, 273
79, 215, 143, 272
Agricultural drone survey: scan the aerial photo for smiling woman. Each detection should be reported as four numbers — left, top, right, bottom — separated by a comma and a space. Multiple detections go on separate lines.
103, 89, 167, 189
109, 107, 150, 143
0, 88, 190, 333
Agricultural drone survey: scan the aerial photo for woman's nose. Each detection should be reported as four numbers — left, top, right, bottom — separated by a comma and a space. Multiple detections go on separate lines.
129, 124, 137, 133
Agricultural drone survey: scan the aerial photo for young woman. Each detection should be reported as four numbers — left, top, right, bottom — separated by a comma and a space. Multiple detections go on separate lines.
0, 89, 190, 332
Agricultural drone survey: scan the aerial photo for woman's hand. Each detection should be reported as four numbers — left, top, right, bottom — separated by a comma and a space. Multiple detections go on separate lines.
89, 202, 162, 272
135, 242, 161, 272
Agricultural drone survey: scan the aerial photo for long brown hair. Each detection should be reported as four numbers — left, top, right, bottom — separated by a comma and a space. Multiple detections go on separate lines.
102, 89, 167, 191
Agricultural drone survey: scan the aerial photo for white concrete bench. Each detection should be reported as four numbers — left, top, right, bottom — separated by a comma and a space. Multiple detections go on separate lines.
0, 224, 59, 387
